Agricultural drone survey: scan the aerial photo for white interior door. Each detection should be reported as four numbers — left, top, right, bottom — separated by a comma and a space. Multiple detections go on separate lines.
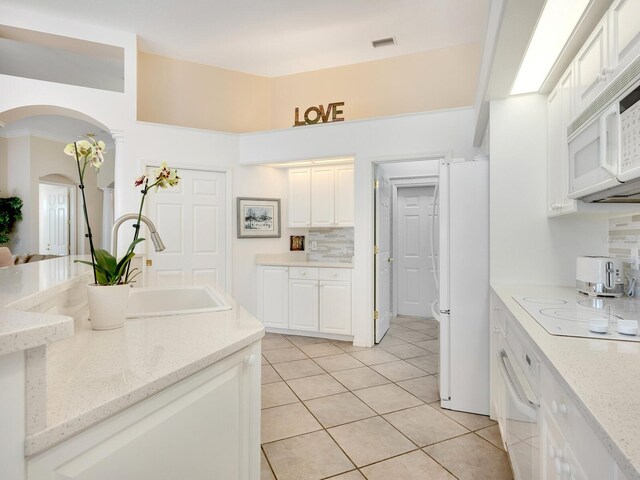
396, 186, 436, 317
39, 183, 69, 255
146, 168, 227, 291
374, 170, 392, 343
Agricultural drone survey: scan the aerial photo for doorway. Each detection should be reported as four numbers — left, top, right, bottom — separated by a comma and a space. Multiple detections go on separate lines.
373, 159, 440, 343
39, 182, 74, 255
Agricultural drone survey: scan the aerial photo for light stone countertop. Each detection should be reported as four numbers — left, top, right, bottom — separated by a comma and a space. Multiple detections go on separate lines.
492, 284, 640, 479
0, 310, 73, 356
25, 289, 264, 456
255, 253, 353, 269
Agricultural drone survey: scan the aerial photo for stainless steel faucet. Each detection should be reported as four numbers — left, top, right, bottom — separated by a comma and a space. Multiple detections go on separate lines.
111, 214, 166, 256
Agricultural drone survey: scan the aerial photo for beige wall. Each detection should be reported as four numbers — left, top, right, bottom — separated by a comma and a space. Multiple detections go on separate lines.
137, 43, 482, 133
0, 137, 7, 194
138, 52, 272, 133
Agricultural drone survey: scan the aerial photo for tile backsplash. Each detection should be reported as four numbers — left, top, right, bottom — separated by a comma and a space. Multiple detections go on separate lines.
608, 214, 640, 295
307, 228, 354, 263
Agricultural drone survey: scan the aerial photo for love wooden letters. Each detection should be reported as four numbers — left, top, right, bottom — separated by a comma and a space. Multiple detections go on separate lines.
293, 102, 345, 127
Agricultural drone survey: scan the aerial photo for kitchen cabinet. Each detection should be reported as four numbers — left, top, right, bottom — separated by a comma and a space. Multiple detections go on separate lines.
287, 164, 354, 228
609, 0, 640, 80
311, 166, 335, 227
547, 66, 578, 217
28, 342, 261, 480
257, 266, 289, 329
288, 168, 311, 227
334, 165, 355, 227
575, 14, 609, 115
257, 265, 352, 337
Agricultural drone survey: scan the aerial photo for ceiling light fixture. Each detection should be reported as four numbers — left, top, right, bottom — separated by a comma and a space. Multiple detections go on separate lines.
510, 0, 591, 95
264, 157, 354, 168
372, 37, 396, 48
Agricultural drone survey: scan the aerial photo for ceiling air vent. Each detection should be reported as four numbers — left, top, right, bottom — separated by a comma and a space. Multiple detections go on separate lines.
372, 37, 395, 48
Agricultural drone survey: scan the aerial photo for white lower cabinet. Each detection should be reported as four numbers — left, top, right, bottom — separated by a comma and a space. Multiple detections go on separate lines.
257, 265, 352, 337
28, 342, 261, 480
289, 279, 319, 331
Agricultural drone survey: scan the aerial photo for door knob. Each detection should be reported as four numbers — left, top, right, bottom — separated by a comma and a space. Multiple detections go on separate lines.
387, 257, 394, 263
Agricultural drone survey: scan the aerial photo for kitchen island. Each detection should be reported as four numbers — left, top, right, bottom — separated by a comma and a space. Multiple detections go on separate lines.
492, 284, 640, 480
0, 256, 264, 480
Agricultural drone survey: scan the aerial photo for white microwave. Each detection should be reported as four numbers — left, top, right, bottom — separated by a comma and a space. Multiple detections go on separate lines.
568, 78, 640, 202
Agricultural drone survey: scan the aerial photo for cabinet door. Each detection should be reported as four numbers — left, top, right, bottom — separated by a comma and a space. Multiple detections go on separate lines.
334, 165, 354, 227
258, 266, 289, 329
288, 168, 311, 228
311, 166, 335, 227
29, 344, 261, 480
547, 85, 563, 216
289, 279, 319, 331
319, 281, 352, 335
575, 15, 609, 114
609, 0, 640, 78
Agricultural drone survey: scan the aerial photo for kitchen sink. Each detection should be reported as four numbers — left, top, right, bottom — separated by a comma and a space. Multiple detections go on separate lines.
126, 285, 232, 318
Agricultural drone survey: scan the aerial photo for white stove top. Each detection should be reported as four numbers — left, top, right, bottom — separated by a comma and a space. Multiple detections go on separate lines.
513, 293, 640, 342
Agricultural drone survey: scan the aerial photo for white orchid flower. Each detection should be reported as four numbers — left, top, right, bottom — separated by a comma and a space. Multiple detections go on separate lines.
153, 162, 181, 190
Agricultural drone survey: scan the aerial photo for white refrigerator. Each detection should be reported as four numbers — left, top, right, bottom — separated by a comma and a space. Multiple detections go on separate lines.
434, 158, 490, 415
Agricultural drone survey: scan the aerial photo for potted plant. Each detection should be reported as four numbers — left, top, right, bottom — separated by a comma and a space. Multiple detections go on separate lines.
65, 135, 180, 330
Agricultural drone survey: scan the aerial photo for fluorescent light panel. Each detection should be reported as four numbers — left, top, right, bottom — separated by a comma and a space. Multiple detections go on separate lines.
511, 0, 591, 95
265, 157, 354, 168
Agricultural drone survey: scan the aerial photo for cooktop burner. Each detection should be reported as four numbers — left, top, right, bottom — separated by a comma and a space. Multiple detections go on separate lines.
514, 293, 640, 342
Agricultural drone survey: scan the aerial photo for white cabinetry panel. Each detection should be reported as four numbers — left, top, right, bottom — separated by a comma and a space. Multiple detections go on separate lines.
289, 279, 319, 331
575, 15, 609, 114
258, 266, 289, 329
311, 167, 335, 227
334, 165, 355, 227
319, 281, 352, 335
610, 0, 640, 77
288, 168, 311, 228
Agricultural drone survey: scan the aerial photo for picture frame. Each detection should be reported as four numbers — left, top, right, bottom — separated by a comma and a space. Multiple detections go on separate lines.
237, 197, 281, 238
290, 235, 305, 251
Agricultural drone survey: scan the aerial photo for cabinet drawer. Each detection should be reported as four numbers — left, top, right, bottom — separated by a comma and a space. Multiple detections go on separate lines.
289, 267, 319, 280
319, 268, 352, 282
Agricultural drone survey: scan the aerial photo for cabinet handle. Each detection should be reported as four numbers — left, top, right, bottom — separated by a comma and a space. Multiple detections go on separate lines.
596, 73, 607, 82
551, 400, 568, 415
245, 354, 257, 366
561, 462, 572, 475
548, 445, 564, 460
601, 66, 614, 76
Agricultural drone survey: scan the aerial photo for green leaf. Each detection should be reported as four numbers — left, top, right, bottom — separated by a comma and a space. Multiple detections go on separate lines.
94, 249, 117, 274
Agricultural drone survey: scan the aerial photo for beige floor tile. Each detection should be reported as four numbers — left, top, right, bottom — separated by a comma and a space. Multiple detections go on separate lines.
262, 346, 307, 364
424, 433, 513, 480
429, 401, 497, 431
261, 365, 282, 384
423, 326, 439, 338
403, 321, 437, 332
304, 392, 376, 428
272, 358, 325, 380
287, 373, 347, 400
330, 367, 391, 391
383, 404, 468, 447
261, 402, 322, 443
391, 316, 422, 324
391, 330, 435, 342
406, 354, 439, 374
348, 348, 399, 365
360, 450, 455, 480
261, 450, 275, 480
326, 471, 365, 479
327, 416, 415, 467
262, 381, 299, 409
380, 342, 428, 359
397, 375, 440, 403
413, 339, 440, 353
263, 332, 284, 340
286, 335, 331, 346
314, 353, 365, 372
476, 424, 505, 450
261, 336, 295, 351
331, 340, 369, 352
371, 360, 428, 382
377, 334, 408, 348
300, 342, 344, 358
263, 430, 354, 480
261, 354, 268, 365
353, 383, 423, 414
387, 325, 413, 334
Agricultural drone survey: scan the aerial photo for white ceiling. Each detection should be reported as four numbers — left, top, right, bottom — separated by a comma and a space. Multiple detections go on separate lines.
1, 115, 114, 146
1, 0, 489, 77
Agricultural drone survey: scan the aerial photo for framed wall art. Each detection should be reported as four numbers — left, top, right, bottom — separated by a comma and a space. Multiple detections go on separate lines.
237, 197, 281, 238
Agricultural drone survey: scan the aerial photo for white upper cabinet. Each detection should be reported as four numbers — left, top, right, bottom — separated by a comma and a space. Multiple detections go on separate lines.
288, 168, 311, 228
334, 165, 355, 227
609, 0, 640, 78
311, 166, 336, 227
575, 14, 609, 114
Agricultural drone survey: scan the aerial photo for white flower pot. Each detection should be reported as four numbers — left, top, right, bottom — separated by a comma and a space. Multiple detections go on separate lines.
87, 283, 130, 330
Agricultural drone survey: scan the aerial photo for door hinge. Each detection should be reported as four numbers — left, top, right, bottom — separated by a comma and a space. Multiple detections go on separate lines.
146, 259, 153, 267
374, 310, 379, 320
373, 245, 379, 254
374, 180, 379, 189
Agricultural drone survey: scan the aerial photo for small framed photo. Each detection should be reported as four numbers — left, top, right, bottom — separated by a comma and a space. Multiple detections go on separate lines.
290, 235, 305, 251
237, 197, 281, 238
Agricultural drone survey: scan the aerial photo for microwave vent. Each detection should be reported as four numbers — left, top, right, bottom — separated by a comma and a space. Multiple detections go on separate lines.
568, 54, 640, 137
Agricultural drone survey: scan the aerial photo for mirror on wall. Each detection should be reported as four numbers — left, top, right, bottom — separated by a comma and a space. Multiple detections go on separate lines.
0, 114, 115, 257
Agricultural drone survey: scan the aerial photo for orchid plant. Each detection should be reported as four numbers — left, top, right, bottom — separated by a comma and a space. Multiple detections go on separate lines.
64, 136, 180, 285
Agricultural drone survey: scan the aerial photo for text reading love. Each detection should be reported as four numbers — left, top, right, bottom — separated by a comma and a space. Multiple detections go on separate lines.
293, 102, 345, 127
